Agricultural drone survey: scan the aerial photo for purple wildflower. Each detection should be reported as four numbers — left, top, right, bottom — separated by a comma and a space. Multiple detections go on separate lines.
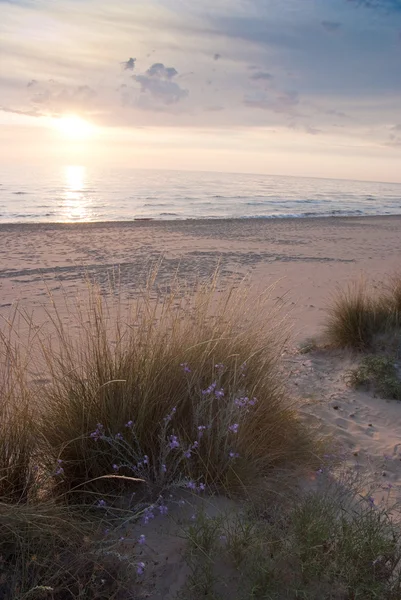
97, 499, 107, 508
228, 423, 239, 434
115, 432, 124, 441
184, 449, 192, 459
180, 363, 191, 373
142, 506, 155, 525
112, 464, 119, 472
143, 455, 149, 466
202, 382, 217, 395
235, 396, 257, 409
169, 435, 180, 449
125, 420, 134, 428
119, 536, 125, 542
316, 468, 324, 475
178, 499, 185, 507
215, 363, 225, 371
198, 482, 206, 492
368, 496, 375, 506
159, 504, 168, 516
138, 534, 146, 545
164, 407, 177, 424
197, 425, 208, 438
55, 466, 64, 476
90, 423, 104, 442
192, 441, 199, 449
137, 562, 145, 576
187, 481, 197, 490
215, 388, 224, 398
229, 451, 239, 459
161, 464, 167, 473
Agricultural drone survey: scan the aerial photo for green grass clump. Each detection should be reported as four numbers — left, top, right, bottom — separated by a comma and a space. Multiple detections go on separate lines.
182, 489, 401, 599
38, 273, 319, 499
346, 355, 401, 400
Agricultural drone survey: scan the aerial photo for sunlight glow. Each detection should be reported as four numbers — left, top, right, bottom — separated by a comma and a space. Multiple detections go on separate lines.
53, 115, 95, 140
62, 165, 90, 220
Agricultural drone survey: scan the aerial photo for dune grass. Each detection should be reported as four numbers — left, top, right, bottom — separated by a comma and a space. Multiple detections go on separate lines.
346, 355, 401, 400
325, 276, 401, 350
37, 272, 319, 499
2, 268, 401, 598
183, 485, 401, 599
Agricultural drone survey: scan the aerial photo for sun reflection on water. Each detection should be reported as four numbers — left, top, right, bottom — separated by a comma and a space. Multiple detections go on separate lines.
62, 165, 90, 220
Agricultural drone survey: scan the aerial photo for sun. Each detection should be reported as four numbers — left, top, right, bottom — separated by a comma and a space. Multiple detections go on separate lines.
53, 115, 95, 140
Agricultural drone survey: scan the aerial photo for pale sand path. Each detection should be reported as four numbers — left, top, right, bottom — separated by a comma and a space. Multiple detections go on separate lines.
1, 215, 401, 508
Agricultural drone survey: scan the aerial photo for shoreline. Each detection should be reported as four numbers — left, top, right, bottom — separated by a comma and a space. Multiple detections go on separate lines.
1, 213, 401, 231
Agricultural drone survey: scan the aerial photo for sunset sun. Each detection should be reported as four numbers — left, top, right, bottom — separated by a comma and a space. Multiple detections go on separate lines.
53, 115, 94, 139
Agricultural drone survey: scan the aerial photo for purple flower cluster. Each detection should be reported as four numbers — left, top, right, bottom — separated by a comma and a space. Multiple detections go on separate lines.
180, 363, 191, 373
115, 432, 124, 441
142, 506, 155, 525
97, 499, 107, 508
197, 425, 208, 438
55, 459, 64, 476
187, 480, 206, 493
184, 440, 199, 459
234, 396, 257, 409
228, 423, 239, 434
215, 363, 225, 371
90, 423, 104, 442
169, 435, 180, 449
202, 381, 225, 398
202, 382, 217, 395
125, 420, 134, 429
137, 562, 145, 576
164, 407, 177, 424
229, 451, 240, 459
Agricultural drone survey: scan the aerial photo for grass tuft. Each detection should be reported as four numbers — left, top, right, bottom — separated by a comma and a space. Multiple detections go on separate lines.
324, 277, 401, 350
346, 355, 401, 400
325, 281, 387, 350
181, 487, 401, 599
38, 272, 319, 499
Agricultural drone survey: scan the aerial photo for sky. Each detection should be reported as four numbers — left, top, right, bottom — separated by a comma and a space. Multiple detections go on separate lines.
1, 0, 401, 181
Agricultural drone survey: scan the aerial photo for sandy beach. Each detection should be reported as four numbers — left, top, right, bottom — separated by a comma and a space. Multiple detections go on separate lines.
1, 215, 401, 339
2, 214, 401, 596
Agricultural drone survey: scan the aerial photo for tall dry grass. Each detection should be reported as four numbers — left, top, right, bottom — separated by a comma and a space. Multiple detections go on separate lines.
325, 276, 401, 350
36, 270, 319, 498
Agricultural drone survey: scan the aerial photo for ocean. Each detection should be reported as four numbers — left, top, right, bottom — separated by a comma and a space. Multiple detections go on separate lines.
1, 165, 401, 223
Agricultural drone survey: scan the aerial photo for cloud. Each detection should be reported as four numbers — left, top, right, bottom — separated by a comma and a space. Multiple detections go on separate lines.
129, 62, 188, 108
326, 109, 349, 119
250, 71, 273, 82
347, 0, 401, 11
0, 106, 42, 118
28, 80, 97, 114
146, 63, 178, 79
244, 90, 299, 114
121, 57, 136, 71
133, 76, 188, 105
321, 21, 342, 33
